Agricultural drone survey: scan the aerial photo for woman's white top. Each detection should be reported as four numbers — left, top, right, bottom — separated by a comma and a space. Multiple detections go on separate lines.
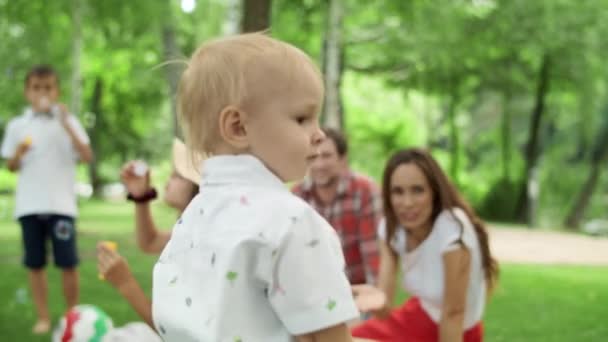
378, 208, 485, 329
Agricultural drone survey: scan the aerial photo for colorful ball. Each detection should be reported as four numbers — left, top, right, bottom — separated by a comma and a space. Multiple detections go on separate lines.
52, 304, 114, 342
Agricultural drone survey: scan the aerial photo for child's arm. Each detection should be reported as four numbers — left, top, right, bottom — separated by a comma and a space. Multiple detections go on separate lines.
56, 104, 93, 163
352, 240, 398, 319
295, 323, 355, 342
296, 325, 379, 341
121, 161, 172, 254
97, 243, 155, 329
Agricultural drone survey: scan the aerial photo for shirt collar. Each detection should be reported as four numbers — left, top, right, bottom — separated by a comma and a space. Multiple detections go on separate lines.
200, 154, 287, 191
23, 107, 35, 118
24, 107, 53, 119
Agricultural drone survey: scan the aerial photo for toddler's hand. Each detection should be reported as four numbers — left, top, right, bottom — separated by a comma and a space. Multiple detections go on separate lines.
352, 284, 387, 316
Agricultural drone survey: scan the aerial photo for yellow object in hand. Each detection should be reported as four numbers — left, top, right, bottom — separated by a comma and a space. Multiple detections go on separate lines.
102, 241, 118, 251
99, 241, 118, 280
23, 136, 32, 146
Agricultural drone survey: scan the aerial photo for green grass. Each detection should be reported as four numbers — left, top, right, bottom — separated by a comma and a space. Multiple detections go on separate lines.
483, 265, 608, 341
392, 264, 608, 341
0, 199, 607, 341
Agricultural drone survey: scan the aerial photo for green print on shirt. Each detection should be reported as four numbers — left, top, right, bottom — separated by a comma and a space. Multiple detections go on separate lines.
227, 271, 238, 284
327, 299, 337, 311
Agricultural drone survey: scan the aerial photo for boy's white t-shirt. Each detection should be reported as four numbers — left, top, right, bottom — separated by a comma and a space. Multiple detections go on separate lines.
378, 208, 486, 329
152, 155, 359, 342
0, 108, 90, 218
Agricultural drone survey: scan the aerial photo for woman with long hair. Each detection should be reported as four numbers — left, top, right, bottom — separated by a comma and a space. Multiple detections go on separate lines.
352, 148, 498, 342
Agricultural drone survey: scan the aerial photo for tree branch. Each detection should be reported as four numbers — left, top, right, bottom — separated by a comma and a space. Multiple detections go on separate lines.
345, 63, 411, 75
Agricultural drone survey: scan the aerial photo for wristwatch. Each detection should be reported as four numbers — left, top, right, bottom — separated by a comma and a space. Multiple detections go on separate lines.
127, 188, 157, 203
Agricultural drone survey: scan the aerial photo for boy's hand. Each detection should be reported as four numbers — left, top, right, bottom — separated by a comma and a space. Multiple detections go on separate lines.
121, 160, 151, 197
97, 242, 133, 290
55, 103, 70, 126
16, 140, 31, 157
7, 139, 32, 172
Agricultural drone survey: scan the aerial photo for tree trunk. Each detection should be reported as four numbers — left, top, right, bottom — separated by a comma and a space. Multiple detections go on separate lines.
564, 163, 600, 229
322, 0, 344, 130
516, 54, 551, 226
87, 78, 103, 197
501, 90, 512, 181
70, 0, 83, 117
447, 87, 461, 184
241, 0, 272, 33
570, 98, 592, 162
222, 0, 242, 35
564, 108, 608, 229
162, 1, 182, 138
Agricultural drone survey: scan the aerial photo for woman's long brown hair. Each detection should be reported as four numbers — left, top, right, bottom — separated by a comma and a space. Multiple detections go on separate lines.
382, 148, 499, 290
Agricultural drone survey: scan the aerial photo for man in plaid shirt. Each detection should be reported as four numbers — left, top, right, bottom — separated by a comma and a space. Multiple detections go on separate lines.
292, 128, 382, 285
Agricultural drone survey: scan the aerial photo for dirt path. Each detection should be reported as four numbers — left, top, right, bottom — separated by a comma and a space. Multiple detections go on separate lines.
489, 226, 608, 265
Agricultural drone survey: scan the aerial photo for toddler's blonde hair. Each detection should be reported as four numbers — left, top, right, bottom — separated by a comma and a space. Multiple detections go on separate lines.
178, 32, 322, 156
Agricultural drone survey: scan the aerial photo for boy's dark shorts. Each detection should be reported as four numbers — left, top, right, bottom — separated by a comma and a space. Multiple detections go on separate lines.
18, 214, 79, 269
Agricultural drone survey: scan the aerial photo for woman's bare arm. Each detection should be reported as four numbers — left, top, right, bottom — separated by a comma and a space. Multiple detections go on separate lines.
439, 247, 471, 342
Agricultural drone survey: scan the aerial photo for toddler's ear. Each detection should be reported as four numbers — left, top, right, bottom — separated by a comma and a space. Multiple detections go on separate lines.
218, 106, 249, 149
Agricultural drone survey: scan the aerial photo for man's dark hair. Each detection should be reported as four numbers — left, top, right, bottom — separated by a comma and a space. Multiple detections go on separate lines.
322, 127, 348, 157
24, 64, 59, 87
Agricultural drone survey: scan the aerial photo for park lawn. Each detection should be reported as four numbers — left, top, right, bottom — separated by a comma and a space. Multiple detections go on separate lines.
0, 200, 607, 341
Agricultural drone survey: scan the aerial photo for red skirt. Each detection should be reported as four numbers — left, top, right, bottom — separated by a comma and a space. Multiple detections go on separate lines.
351, 297, 483, 342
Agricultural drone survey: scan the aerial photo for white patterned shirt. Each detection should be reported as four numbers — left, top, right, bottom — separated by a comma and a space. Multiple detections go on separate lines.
152, 155, 359, 342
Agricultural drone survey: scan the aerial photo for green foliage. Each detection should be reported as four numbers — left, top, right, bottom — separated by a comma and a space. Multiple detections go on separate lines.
0, 0, 232, 184
478, 178, 521, 222
272, 0, 325, 62
342, 73, 426, 180
338, 0, 608, 225
1, 0, 608, 226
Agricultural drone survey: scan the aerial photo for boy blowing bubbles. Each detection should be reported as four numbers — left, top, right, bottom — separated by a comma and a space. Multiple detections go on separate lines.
6, 66, 92, 170
152, 33, 371, 341
1, 65, 93, 334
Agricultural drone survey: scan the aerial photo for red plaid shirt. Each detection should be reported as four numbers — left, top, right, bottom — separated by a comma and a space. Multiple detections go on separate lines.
292, 171, 382, 285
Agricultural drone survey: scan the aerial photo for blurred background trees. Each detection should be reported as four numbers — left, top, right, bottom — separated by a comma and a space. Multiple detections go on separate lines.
1, 0, 608, 230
